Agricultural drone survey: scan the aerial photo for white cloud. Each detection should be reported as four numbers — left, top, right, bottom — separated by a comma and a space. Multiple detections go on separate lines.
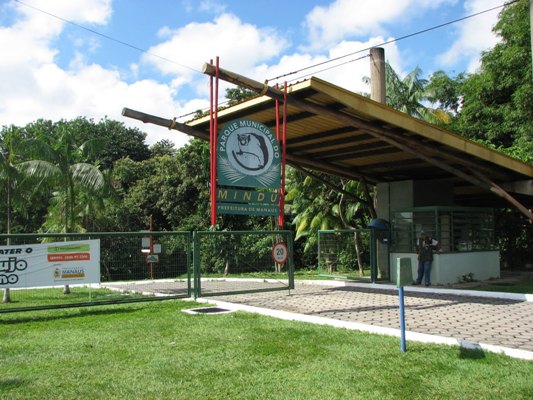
198, 0, 227, 14
304, 0, 457, 51
0, 0, 190, 147
255, 37, 402, 97
143, 13, 288, 94
12, 0, 111, 39
437, 0, 502, 72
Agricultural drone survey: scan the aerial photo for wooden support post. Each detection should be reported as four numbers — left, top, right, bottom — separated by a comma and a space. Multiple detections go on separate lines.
370, 47, 386, 104
121, 108, 209, 141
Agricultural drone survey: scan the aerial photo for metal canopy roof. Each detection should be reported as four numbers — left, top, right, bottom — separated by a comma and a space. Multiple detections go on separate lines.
187, 76, 533, 208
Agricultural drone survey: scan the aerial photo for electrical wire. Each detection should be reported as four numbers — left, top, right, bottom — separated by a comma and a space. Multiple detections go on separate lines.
13, 0, 519, 120
286, 54, 370, 84
13, 0, 200, 74
268, 0, 518, 82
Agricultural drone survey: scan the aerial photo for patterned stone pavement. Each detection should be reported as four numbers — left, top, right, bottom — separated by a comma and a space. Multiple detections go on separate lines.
213, 282, 533, 353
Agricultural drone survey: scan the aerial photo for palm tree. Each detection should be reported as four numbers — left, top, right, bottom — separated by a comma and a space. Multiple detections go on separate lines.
0, 126, 25, 302
363, 63, 451, 124
21, 125, 105, 294
0, 126, 50, 301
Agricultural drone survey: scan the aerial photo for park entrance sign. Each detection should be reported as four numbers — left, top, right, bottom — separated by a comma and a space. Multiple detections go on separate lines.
216, 118, 281, 216
218, 118, 281, 189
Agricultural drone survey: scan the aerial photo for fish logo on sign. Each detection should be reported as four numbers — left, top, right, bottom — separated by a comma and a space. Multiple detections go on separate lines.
217, 118, 281, 189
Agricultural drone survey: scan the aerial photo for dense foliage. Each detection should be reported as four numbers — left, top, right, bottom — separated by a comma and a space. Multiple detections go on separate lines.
0, 0, 530, 272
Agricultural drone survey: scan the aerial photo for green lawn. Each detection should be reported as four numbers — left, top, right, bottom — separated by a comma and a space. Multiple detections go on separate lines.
0, 300, 531, 400
0, 287, 148, 310
472, 280, 533, 294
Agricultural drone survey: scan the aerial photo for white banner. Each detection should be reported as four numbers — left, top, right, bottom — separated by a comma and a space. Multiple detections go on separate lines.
0, 240, 100, 288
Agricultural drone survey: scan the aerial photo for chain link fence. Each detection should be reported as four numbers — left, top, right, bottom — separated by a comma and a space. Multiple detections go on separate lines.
0, 232, 191, 312
1, 230, 295, 312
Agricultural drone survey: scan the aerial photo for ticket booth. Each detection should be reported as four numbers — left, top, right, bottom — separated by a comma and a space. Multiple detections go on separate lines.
389, 206, 499, 285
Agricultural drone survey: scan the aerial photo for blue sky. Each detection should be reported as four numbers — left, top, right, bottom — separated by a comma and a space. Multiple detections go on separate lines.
0, 0, 506, 147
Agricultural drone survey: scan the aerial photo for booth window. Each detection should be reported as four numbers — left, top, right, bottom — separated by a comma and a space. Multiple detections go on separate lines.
390, 206, 496, 253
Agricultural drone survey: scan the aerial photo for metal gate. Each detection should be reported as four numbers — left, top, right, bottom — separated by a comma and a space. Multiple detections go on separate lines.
193, 230, 294, 298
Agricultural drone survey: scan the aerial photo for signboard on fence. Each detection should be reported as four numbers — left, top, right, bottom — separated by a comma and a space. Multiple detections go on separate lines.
0, 240, 100, 288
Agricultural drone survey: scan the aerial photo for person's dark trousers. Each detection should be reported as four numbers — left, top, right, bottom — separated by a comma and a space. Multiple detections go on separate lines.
416, 260, 432, 286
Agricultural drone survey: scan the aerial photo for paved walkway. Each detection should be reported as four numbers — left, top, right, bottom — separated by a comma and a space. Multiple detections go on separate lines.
206, 281, 533, 358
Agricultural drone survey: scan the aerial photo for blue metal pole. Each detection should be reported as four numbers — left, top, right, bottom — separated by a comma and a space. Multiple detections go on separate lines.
399, 287, 407, 352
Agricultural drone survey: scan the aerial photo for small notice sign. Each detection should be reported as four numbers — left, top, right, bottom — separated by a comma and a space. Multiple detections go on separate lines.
146, 254, 159, 263
272, 242, 288, 264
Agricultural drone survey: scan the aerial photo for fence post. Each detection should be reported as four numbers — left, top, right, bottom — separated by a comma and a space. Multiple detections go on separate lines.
370, 229, 377, 283
287, 231, 295, 290
187, 231, 193, 297
192, 231, 201, 299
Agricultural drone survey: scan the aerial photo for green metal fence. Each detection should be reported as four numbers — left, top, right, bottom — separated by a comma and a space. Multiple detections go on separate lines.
0, 230, 295, 312
0, 232, 192, 313
193, 230, 294, 298
317, 229, 375, 281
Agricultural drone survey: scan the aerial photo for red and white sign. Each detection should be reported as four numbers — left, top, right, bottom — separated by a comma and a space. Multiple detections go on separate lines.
272, 242, 288, 264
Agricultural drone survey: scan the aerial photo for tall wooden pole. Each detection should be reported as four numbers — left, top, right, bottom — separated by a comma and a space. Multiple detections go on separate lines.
370, 47, 386, 104
368, 47, 386, 219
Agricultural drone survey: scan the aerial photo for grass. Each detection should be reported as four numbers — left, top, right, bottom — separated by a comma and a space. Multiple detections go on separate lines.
470, 280, 533, 294
0, 287, 148, 310
0, 300, 532, 400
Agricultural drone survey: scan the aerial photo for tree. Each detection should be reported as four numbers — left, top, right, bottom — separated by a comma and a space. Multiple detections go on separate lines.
22, 125, 106, 294
425, 70, 466, 116
0, 126, 26, 237
150, 139, 177, 158
24, 125, 105, 233
0, 126, 50, 302
114, 139, 212, 232
225, 87, 257, 105
0, 126, 25, 303
363, 64, 453, 125
452, 0, 533, 151
285, 166, 374, 274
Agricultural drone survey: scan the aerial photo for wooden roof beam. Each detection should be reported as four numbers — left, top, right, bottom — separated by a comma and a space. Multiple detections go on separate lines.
202, 64, 533, 222
122, 107, 379, 184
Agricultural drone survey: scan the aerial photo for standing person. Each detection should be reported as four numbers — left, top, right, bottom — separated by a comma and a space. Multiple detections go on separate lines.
415, 230, 439, 286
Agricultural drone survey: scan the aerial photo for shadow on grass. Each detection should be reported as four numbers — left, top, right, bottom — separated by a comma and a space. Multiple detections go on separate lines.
0, 378, 28, 390
459, 346, 486, 360
0, 306, 140, 325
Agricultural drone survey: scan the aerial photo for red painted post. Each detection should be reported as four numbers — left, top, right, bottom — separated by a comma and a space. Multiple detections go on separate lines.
212, 56, 219, 227
279, 82, 288, 227
275, 84, 282, 227
209, 59, 215, 226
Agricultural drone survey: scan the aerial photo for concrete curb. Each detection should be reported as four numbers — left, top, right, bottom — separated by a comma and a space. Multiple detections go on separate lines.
195, 297, 533, 361
293, 280, 533, 302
